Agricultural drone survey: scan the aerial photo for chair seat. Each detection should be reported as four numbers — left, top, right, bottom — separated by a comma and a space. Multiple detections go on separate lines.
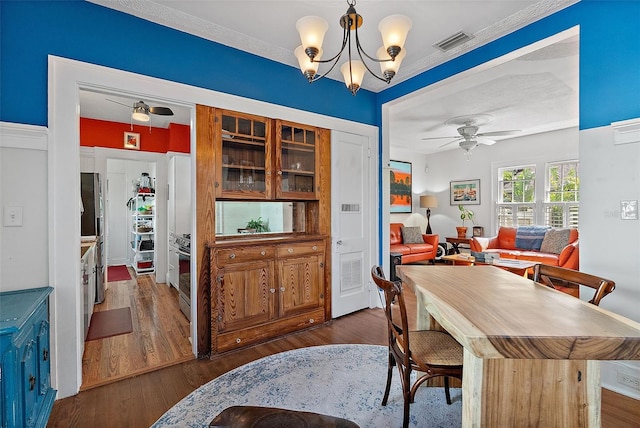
209, 406, 360, 428
408, 330, 464, 366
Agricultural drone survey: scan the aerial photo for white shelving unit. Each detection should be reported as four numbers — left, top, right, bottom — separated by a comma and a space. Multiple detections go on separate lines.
131, 192, 155, 274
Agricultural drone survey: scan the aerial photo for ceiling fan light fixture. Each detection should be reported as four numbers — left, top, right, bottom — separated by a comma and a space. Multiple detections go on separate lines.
295, 0, 411, 95
132, 106, 150, 122
459, 139, 477, 152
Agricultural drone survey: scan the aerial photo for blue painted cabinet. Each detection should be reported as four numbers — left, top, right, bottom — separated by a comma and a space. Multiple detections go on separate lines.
0, 287, 56, 428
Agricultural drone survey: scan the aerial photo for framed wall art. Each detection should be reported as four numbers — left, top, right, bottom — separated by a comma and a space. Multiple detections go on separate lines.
390, 160, 412, 213
124, 131, 140, 150
450, 179, 480, 205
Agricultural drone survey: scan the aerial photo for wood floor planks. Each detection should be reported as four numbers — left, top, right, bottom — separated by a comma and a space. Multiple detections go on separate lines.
80, 268, 193, 390
50, 276, 640, 428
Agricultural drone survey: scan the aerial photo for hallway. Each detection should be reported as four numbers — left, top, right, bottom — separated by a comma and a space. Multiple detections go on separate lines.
81, 269, 193, 390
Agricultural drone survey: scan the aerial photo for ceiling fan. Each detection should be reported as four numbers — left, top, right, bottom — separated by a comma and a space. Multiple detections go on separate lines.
106, 98, 174, 124
422, 114, 519, 158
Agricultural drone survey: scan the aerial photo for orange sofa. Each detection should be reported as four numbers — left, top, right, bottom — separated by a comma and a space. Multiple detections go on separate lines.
469, 226, 579, 270
390, 223, 438, 264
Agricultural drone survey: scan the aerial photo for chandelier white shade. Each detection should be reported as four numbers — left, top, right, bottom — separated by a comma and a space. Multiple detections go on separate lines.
295, 0, 411, 95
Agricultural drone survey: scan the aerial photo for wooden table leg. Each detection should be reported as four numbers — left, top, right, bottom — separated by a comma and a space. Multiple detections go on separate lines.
462, 350, 601, 427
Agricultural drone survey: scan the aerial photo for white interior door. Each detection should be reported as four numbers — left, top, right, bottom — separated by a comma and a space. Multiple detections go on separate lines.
106, 160, 128, 266
331, 130, 376, 318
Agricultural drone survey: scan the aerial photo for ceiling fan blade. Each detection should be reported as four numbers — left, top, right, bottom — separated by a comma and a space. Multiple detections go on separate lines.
477, 138, 496, 145
476, 130, 520, 137
438, 138, 463, 148
421, 135, 459, 141
149, 106, 174, 116
106, 98, 132, 108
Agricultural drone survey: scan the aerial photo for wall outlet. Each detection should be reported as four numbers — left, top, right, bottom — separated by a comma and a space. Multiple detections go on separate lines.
617, 372, 640, 390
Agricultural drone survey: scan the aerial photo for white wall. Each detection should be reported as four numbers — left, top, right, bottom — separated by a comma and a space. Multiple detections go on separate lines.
0, 123, 49, 291
390, 127, 579, 239
580, 124, 640, 399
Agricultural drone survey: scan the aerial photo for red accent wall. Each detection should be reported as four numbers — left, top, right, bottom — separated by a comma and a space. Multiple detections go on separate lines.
80, 118, 190, 153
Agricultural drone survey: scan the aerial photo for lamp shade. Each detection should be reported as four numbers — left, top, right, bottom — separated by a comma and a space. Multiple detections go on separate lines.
296, 16, 329, 51
377, 46, 406, 75
340, 60, 366, 90
420, 195, 438, 208
295, 46, 323, 75
378, 14, 412, 50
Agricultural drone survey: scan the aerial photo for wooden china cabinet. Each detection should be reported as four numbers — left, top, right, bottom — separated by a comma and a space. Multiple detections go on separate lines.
195, 105, 331, 356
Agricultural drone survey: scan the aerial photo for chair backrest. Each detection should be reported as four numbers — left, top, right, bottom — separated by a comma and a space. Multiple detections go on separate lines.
371, 266, 411, 366
532, 264, 615, 306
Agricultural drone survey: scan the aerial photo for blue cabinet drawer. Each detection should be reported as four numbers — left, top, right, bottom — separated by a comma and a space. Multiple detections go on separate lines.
0, 287, 55, 428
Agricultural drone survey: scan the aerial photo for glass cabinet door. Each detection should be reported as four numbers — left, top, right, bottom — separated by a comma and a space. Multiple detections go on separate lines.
276, 120, 318, 199
216, 110, 272, 199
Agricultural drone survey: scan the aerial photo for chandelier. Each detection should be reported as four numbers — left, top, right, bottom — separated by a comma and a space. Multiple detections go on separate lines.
295, 0, 412, 95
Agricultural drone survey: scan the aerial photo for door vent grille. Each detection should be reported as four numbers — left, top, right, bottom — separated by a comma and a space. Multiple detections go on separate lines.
341, 259, 362, 292
434, 31, 474, 51
341, 203, 360, 213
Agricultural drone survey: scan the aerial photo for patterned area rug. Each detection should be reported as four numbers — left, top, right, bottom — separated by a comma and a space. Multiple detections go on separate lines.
153, 344, 462, 427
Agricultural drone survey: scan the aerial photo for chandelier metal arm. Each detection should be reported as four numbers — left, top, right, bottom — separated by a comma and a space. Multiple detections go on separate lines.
353, 26, 394, 83
305, 26, 350, 83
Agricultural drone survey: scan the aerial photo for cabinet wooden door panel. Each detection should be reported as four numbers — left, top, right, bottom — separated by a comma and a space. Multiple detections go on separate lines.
217, 261, 275, 333
275, 120, 320, 200
215, 110, 272, 199
278, 254, 324, 318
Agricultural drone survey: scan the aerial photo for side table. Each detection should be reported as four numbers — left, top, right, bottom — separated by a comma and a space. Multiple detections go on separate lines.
445, 237, 471, 254
390, 252, 402, 281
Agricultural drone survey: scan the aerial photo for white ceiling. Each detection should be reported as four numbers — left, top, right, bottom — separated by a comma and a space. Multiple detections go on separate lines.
81, 0, 579, 153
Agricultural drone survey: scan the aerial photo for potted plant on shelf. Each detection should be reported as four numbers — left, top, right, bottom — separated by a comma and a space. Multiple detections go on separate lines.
245, 217, 269, 233
457, 205, 476, 238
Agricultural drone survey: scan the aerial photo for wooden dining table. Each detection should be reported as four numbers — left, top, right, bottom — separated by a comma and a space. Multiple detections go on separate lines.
397, 264, 640, 427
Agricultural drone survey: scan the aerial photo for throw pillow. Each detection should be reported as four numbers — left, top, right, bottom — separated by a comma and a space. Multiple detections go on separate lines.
515, 226, 550, 251
401, 226, 424, 244
540, 228, 571, 254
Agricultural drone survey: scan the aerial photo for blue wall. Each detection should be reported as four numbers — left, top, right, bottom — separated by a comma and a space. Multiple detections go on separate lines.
377, 1, 640, 131
0, 0, 377, 127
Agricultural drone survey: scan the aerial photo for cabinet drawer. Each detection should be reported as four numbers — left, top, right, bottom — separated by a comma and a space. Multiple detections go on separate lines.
277, 241, 324, 258
216, 246, 275, 266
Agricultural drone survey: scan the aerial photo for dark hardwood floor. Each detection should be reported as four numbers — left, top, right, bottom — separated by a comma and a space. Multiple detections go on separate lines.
49, 278, 640, 427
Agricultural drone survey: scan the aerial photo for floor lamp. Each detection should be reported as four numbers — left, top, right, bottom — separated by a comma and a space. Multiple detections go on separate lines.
420, 195, 438, 234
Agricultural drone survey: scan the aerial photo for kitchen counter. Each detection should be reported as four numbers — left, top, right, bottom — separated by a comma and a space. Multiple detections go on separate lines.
81, 240, 95, 259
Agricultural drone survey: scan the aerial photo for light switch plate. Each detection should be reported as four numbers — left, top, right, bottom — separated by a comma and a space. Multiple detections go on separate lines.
4, 206, 23, 227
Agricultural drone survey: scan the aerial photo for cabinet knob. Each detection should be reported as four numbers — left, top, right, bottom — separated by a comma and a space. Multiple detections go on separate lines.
43, 348, 49, 361
277, 171, 283, 175
309, 318, 315, 324
236, 338, 241, 344
261, 251, 266, 256
214, 182, 219, 188
270, 288, 276, 294
280, 287, 285, 292
229, 253, 236, 259
29, 374, 36, 391
287, 248, 293, 253
312, 245, 317, 251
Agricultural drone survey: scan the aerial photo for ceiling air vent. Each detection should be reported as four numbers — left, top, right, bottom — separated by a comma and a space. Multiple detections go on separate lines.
434, 31, 474, 52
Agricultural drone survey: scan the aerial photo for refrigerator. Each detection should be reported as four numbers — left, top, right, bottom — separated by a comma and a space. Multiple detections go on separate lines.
81, 173, 105, 303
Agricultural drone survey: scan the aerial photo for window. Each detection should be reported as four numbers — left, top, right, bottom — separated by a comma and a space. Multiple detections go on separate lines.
544, 161, 579, 228
497, 166, 536, 227
495, 161, 579, 229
